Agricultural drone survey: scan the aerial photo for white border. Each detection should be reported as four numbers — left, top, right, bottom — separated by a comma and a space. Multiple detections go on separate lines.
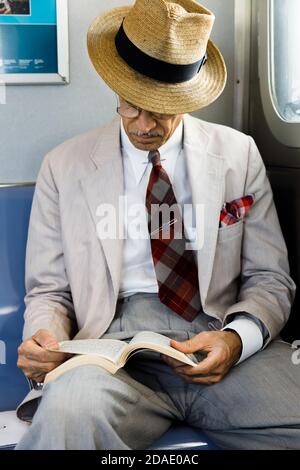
0, 0, 69, 85
258, 0, 300, 147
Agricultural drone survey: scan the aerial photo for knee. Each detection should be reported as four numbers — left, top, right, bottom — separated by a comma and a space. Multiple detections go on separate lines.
38, 366, 112, 426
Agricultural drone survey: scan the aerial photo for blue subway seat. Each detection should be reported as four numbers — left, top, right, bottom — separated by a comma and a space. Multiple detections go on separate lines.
0, 185, 34, 412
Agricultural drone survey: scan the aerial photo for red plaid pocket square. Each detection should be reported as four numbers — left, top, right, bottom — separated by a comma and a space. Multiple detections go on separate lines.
219, 194, 255, 228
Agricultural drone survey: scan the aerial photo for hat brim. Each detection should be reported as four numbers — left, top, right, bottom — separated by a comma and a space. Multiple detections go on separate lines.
87, 6, 227, 114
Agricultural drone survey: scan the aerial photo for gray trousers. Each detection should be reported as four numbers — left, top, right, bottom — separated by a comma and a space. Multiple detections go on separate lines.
17, 293, 300, 450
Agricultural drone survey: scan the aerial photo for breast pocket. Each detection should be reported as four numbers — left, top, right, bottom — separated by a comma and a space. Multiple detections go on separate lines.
217, 220, 243, 244
211, 220, 244, 296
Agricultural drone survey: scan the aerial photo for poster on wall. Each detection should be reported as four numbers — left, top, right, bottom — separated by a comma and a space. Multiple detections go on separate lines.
0, 0, 69, 84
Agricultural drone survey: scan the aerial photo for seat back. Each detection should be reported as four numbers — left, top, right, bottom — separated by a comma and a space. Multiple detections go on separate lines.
0, 185, 35, 411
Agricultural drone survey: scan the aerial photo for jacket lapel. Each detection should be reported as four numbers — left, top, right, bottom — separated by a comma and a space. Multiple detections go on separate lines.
79, 117, 124, 298
183, 115, 224, 306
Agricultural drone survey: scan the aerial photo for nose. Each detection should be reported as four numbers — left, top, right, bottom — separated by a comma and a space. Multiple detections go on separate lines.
135, 110, 157, 134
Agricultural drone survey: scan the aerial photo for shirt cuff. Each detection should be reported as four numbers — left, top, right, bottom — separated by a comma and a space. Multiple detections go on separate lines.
222, 318, 264, 364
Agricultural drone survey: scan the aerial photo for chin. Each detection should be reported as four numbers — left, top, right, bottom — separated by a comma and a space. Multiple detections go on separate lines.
134, 143, 159, 151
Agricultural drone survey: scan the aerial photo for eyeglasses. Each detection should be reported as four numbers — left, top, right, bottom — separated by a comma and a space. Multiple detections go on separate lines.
117, 99, 175, 121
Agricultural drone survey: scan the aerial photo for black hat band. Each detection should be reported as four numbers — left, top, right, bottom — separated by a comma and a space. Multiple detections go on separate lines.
115, 22, 207, 84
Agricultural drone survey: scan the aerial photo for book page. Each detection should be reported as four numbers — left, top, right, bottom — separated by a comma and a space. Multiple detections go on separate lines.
129, 331, 172, 348
128, 331, 198, 365
54, 339, 128, 364
44, 354, 120, 386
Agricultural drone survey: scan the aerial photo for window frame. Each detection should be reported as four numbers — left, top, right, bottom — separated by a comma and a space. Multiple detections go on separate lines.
258, 0, 300, 147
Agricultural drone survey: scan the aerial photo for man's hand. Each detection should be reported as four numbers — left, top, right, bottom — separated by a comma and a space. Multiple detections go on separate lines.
17, 329, 70, 383
161, 330, 242, 385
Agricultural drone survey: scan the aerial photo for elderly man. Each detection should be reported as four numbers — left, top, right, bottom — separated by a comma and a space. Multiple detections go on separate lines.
16, 0, 299, 450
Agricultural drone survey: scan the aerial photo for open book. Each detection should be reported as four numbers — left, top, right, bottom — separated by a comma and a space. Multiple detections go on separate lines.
45, 331, 199, 385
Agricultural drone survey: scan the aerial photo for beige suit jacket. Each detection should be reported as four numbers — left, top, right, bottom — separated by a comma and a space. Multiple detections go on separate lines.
22, 114, 296, 345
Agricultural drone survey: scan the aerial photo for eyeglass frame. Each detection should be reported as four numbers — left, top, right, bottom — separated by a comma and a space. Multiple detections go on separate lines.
116, 96, 176, 121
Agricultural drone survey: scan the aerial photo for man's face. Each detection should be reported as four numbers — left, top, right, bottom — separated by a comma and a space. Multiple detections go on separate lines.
119, 97, 183, 151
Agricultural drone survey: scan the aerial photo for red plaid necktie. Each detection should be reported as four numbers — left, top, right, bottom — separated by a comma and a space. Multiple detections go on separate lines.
145, 150, 201, 322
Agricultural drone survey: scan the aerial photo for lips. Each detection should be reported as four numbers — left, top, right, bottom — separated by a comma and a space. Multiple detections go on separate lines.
137, 135, 157, 140
132, 134, 158, 143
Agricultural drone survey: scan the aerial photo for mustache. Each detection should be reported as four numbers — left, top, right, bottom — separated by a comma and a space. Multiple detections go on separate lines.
130, 130, 162, 138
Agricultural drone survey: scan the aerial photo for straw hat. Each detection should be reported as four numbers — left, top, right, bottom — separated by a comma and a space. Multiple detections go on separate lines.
87, 0, 227, 114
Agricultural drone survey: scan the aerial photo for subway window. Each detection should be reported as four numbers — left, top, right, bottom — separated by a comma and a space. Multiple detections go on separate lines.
271, 0, 300, 122
258, 0, 300, 147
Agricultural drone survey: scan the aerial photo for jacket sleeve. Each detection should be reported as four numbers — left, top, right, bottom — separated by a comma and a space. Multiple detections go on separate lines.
22, 154, 77, 341
223, 136, 296, 344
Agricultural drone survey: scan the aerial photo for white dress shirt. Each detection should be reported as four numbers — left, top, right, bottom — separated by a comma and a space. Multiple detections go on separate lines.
119, 120, 264, 363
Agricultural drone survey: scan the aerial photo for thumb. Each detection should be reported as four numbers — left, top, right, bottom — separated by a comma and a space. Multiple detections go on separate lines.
33, 329, 59, 350
171, 336, 202, 354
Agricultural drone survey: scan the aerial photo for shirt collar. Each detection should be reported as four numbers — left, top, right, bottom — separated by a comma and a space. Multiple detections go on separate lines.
120, 119, 183, 184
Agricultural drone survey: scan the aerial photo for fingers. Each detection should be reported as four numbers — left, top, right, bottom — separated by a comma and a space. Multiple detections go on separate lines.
162, 354, 224, 385
17, 353, 69, 380
176, 351, 222, 377
170, 332, 213, 355
18, 337, 66, 363
179, 374, 224, 385
17, 356, 60, 377
163, 351, 221, 374
33, 329, 59, 349
32, 329, 67, 361
17, 329, 69, 380
160, 355, 187, 368
164, 331, 241, 385
19, 357, 66, 371
171, 337, 204, 354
